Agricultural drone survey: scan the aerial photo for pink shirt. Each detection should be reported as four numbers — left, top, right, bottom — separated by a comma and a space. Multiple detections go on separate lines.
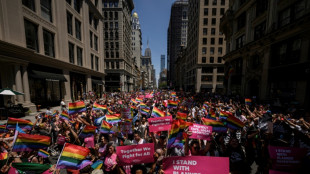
104, 153, 117, 171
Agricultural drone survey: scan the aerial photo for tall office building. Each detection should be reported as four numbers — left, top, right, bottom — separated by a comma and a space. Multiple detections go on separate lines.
102, 0, 134, 92
167, 0, 188, 87
131, 11, 142, 90
0, 0, 105, 111
160, 55, 165, 72
185, 0, 228, 92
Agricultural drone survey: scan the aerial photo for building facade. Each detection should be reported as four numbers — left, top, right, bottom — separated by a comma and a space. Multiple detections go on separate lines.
160, 55, 165, 72
131, 11, 142, 91
184, 0, 228, 92
0, 0, 105, 111
102, 0, 134, 92
141, 41, 155, 89
220, 0, 310, 108
167, 0, 188, 87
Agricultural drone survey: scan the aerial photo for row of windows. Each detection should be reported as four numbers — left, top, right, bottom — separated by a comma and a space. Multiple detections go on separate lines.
23, 0, 53, 22
201, 56, 223, 63
89, 12, 99, 30
202, 47, 223, 55
105, 51, 119, 58
90, 54, 99, 71
202, 38, 223, 45
203, 28, 223, 35
104, 31, 119, 40
24, 19, 54, 57
203, 18, 218, 26
202, 67, 224, 73
105, 42, 119, 49
103, 11, 118, 20
89, 31, 98, 51
102, 0, 119, 8
204, 8, 225, 16
201, 75, 224, 82
106, 61, 120, 69
68, 42, 83, 66
104, 22, 119, 29
67, 12, 82, 40
204, 0, 226, 6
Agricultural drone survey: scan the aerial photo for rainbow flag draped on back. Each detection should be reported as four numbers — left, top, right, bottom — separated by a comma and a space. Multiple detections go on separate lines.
68, 101, 86, 115
225, 115, 245, 130
12, 132, 51, 151
38, 149, 49, 158
151, 107, 165, 117
106, 114, 121, 124
91, 160, 103, 169
93, 103, 107, 111
57, 143, 90, 169
79, 125, 97, 138
100, 120, 114, 134
0, 125, 7, 133
140, 108, 150, 115
167, 100, 178, 109
245, 98, 252, 105
176, 112, 187, 120
202, 118, 227, 132
6, 117, 33, 130
167, 119, 192, 149
60, 111, 70, 121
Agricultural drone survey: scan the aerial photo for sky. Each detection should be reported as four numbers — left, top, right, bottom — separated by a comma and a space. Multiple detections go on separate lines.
133, 0, 175, 82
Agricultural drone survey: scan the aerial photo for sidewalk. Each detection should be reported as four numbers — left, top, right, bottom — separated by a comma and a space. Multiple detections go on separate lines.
0, 106, 62, 124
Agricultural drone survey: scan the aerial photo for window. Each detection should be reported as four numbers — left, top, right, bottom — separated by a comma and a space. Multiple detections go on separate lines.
211, 28, 216, 35
24, 19, 39, 52
111, 51, 114, 58
95, 56, 99, 71
104, 12, 107, 19
106, 51, 109, 58
202, 67, 213, 73
41, 0, 52, 22
90, 31, 93, 48
43, 29, 54, 57
116, 61, 119, 69
67, 12, 73, 35
116, 42, 119, 49
115, 32, 119, 40
217, 67, 224, 73
221, 0, 225, 5
202, 57, 206, 63
75, 19, 81, 40
104, 22, 108, 29
210, 47, 215, 55
110, 42, 114, 49
211, 18, 216, 25
218, 47, 223, 54
210, 57, 214, 63
212, 0, 217, 5
106, 61, 109, 69
211, 38, 215, 44
114, 12, 118, 19
69, 42, 74, 63
203, 28, 208, 35
279, 8, 290, 27
66, 0, 71, 5
220, 8, 225, 15
77, 47, 83, 66
212, 8, 216, 16
115, 22, 118, 29
23, 0, 35, 11
110, 22, 113, 29
201, 75, 213, 82
114, 1, 118, 7
294, 0, 306, 19
218, 57, 222, 63
254, 21, 266, 40
111, 62, 114, 69
182, 11, 187, 19
94, 35, 98, 51
203, 18, 208, 25
204, 8, 209, 16
236, 35, 245, 49
105, 32, 108, 39
237, 12, 246, 30
203, 38, 207, 45
217, 76, 224, 82
91, 54, 94, 69
110, 32, 113, 38
219, 38, 223, 44
105, 42, 109, 49
74, 0, 81, 13
94, 18, 99, 30
116, 51, 119, 58
256, 0, 268, 17
204, 0, 209, 5
202, 47, 207, 54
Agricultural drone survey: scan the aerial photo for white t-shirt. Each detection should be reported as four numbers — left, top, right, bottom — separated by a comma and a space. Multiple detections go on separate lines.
132, 138, 147, 145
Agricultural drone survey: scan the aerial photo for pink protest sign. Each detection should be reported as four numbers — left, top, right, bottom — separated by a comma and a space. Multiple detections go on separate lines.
163, 156, 229, 174
139, 95, 144, 99
116, 143, 154, 165
268, 146, 307, 170
148, 116, 172, 132
84, 136, 94, 148
121, 108, 131, 119
189, 124, 212, 140
145, 94, 153, 98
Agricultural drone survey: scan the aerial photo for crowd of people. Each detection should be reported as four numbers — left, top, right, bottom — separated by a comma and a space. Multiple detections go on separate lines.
0, 90, 309, 174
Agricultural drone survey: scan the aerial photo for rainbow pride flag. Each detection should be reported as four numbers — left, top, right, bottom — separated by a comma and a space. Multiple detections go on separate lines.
176, 112, 187, 120
167, 112, 172, 116
151, 107, 165, 117
140, 108, 150, 115
202, 118, 227, 132
79, 125, 97, 138
93, 103, 107, 111
38, 149, 49, 158
0, 125, 7, 133
171, 92, 177, 97
245, 98, 252, 105
131, 98, 138, 105
226, 115, 245, 130
107, 108, 114, 115
136, 97, 143, 103
57, 143, 90, 169
139, 102, 148, 109
60, 111, 70, 121
100, 120, 113, 134
91, 160, 103, 169
219, 111, 233, 120
78, 160, 93, 170
167, 100, 178, 109
52, 110, 58, 117
130, 105, 137, 110
0, 152, 8, 160
68, 101, 86, 115
208, 109, 217, 119
12, 132, 51, 151
6, 117, 33, 130
106, 114, 121, 124
168, 119, 192, 149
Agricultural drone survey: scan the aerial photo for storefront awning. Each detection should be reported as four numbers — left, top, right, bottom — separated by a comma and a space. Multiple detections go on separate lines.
216, 84, 224, 89
92, 79, 103, 85
30, 70, 67, 82
201, 84, 213, 89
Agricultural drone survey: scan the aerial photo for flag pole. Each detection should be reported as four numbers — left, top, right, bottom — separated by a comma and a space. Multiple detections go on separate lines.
55, 142, 66, 173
